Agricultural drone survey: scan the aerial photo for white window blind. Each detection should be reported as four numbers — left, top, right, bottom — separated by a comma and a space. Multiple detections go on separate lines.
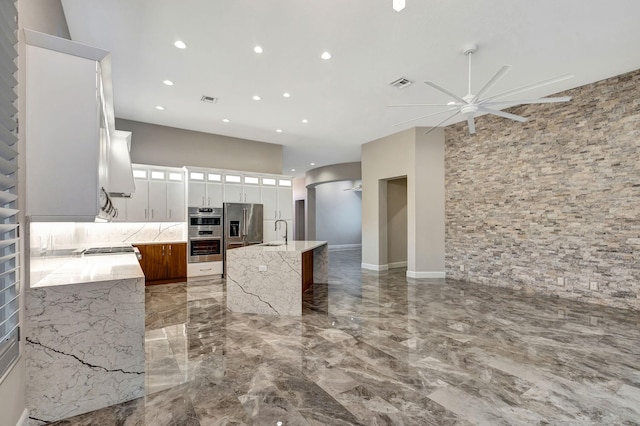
0, 0, 20, 380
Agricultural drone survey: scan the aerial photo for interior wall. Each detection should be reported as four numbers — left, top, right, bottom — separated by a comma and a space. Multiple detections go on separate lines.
11, 1, 70, 424
115, 118, 283, 174
361, 127, 445, 276
445, 68, 640, 311
315, 180, 362, 247
387, 177, 407, 266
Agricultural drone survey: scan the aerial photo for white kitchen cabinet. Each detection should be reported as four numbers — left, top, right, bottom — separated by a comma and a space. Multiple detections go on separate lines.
125, 165, 184, 222
277, 187, 293, 220
148, 180, 167, 221
223, 174, 261, 203
127, 180, 149, 221
224, 183, 243, 203
261, 186, 278, 220
167, 181, 185, 221
188, 171, 222, 208
25, 31, 115, 221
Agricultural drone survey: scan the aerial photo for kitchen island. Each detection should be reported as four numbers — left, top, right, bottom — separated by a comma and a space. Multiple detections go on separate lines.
26, 251, 145, 424
226, 241, 328, 316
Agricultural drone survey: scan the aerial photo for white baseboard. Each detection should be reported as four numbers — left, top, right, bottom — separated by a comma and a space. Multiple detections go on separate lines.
17, 409, 28, 426
406, 271, 446, 278
388, 261, 407, 269
328, 244, 362, 251
361, 263, 389, 271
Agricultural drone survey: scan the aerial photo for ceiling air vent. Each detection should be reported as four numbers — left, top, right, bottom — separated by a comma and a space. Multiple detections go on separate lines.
201, 95, 218, 104
389, 77, 413, 89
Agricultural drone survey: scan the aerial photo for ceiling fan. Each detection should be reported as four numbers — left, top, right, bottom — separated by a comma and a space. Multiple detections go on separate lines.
390, 44, 573, 135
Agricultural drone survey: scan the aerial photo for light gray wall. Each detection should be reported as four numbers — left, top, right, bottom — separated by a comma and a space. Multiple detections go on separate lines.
315, 180, 362, 246
115, 118, 283, 174
12, 1, 70, 423
387, 177, 407, 266
306, 162, 361, 187
361, 127, 445, 276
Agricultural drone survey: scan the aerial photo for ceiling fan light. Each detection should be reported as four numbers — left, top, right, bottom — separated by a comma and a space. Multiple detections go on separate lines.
393, 0, 406, 12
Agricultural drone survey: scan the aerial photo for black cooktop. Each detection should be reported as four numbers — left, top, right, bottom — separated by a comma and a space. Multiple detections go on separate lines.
83, 246, 134, 255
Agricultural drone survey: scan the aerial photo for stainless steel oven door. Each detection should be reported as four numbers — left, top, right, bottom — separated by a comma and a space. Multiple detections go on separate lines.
188, 237, 222, 263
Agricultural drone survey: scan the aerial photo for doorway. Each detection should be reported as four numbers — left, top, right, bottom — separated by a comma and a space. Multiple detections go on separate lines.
386, 177, 407, 269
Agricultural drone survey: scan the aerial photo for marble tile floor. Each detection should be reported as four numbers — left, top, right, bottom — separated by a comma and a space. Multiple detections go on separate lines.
48, 249, 640, 425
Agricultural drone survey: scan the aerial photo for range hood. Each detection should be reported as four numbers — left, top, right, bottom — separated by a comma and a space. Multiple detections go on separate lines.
108, 130, 135, 197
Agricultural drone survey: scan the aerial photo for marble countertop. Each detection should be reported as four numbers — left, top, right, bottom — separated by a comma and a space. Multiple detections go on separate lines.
30, 253, 144, 289
239, 240, 328, 253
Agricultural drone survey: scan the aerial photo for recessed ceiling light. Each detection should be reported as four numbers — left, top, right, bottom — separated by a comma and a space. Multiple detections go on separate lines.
321, 51, 332, 60
302, 119, 308, 123
291, 169, 295, 172
254, 45, 263, 54
253, 95, 261, 101
163, 80, 174, 86
283, 92, 290, 98
310, 162, 315, 166
276, 129, 283, 133
222, 118, 230, 123
155, 105, 164, 110
174, 40, 187, 49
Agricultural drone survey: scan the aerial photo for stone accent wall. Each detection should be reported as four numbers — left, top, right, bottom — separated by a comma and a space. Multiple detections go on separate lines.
445, 69, 640, 310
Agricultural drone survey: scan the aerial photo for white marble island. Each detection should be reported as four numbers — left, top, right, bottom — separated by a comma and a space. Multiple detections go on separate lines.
26, 252, 145, 424
226, 241, 328, 316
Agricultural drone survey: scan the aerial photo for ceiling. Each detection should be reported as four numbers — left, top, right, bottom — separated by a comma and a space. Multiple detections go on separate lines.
60, 0, 640, 176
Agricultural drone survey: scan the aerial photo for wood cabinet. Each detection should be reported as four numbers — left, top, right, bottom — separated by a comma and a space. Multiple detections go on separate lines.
134, 243, 187, 284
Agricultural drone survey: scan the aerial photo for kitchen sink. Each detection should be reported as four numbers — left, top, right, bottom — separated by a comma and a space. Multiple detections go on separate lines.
261, 242, 286, 246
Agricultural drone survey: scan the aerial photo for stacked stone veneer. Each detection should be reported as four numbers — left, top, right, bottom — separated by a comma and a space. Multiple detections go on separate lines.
445, 69, 640, 310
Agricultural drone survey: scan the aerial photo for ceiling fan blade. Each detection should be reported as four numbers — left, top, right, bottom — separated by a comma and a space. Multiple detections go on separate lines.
481, 96, 571, 107
388, 103, 460, 107
424, 110, 461, 135
424, 81, 467, 104
471, 65, 511, 103
392, 108, 459, 127
483, 73, 573, 102
467, 116, 476, 134
479, 107, 527, 122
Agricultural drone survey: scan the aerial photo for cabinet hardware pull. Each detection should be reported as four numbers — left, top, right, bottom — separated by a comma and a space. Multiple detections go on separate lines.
144, 209, 147, 219
151, 209, 154, 218
202, 196, 205, 206
208, 197, 210, 206
201, 268, 212, 271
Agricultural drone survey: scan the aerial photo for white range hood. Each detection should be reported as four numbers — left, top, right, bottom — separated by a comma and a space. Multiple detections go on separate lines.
108, 130, 135, 197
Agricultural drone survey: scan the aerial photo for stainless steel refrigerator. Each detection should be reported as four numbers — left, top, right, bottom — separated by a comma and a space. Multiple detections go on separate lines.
223, 203, 263, 274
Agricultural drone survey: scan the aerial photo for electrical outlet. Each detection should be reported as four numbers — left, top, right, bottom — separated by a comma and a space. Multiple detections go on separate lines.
258, 265, 267, 272
557, 309, 565, 319
590, 316, 599, 326
589, 281, 599, 291
460, 265, 465, 272
557, 277, 564, 286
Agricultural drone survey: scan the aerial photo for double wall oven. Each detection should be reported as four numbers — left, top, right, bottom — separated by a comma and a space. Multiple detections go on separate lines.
188, 207, 223, 263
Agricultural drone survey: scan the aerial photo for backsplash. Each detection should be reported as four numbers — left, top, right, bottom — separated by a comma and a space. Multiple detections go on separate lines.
30, 222, 187, 254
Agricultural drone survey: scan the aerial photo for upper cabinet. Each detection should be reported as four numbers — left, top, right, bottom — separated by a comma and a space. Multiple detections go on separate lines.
187, 170, 223, 208
223, 173, 261, 203
24, 30, 133, 222
124, 165, 185, 222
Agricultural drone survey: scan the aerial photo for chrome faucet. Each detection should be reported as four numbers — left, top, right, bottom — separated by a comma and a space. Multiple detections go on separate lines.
275, 219, 288, 244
